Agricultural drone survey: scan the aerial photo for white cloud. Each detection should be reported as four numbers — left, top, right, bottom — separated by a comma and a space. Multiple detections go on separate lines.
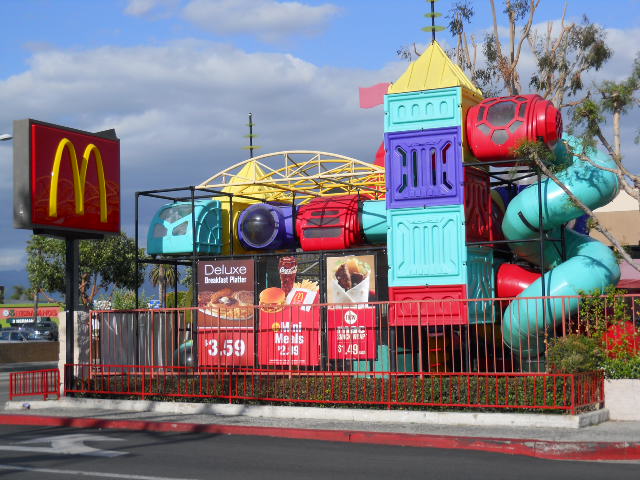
125, 0, 179, 16
0, 40, 402, 254
182, 0, 340, 42
0, 248, 26, 270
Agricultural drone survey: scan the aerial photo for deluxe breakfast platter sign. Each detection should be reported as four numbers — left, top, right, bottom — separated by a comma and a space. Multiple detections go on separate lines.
197, 259, 256, 367
197, 259, 255, 329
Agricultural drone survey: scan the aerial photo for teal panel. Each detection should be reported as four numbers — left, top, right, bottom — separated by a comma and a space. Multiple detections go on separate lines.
466, 246, 495, 324
147, 200, 222, 255
388, 205, 467, 286
384, 87, 462, 133
353, 345, 391, 377
362, 200, 387, 244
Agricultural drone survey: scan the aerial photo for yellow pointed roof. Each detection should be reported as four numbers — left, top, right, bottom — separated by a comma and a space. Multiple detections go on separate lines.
388, 40, 482, 97
221, 159, 270, 198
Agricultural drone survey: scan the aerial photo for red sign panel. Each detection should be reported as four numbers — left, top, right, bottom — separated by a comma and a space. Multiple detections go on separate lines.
198, 329, 255, 367
0, 306, 61, 320
17, 120, 120, 234
258, 307, 321, 366
328, 307, 377, 360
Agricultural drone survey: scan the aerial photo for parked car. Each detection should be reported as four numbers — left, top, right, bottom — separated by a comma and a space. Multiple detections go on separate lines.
14, 319, 58, 341
0, 328, 32, 342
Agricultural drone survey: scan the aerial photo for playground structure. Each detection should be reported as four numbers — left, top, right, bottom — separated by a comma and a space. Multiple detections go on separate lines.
77, 40, 624, 409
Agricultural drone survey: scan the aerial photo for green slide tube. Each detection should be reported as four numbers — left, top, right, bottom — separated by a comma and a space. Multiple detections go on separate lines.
501, 135, 621, 356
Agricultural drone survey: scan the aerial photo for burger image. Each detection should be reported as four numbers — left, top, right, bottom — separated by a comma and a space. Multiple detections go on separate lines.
259, 287, 286, 313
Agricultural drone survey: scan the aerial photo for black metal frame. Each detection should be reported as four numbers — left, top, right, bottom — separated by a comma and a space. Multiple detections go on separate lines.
462, 158, 569, 299
135, 157, 568, 301
134, 157, 567, 367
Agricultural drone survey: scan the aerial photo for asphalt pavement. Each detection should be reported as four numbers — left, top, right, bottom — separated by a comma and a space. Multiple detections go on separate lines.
1, 362, 639, 463
0, 423, 639, 480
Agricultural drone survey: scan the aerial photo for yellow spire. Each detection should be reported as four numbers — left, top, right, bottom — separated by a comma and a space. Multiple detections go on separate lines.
222, 160, 269, 198
388, 40, 482, 97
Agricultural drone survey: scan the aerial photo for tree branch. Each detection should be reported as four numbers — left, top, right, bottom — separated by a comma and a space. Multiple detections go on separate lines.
531, 151, 640, 273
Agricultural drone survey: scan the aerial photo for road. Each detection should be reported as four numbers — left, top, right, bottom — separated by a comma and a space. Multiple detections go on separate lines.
0, 424, 638, 479
0, 362, 58, 407
0, 372, 9, 405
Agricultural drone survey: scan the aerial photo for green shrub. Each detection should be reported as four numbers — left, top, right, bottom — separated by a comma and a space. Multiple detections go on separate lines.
577, 286, 632, 337
71, 373, 590, 413
110, 288, 150, 310
546, 334, 604, 373
601, 355, 640, 379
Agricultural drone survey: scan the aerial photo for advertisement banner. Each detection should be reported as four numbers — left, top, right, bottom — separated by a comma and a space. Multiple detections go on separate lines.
198, 329, 255, 367
197, 259, 255, 329
258, 307, 321, 366
257, 255, 321, 366
326, 255, 376, 304
328, 307, 377, 360
0, 306, 61, 319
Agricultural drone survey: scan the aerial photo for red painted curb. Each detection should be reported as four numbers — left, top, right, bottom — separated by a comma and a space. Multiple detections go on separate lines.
1, 413, 638, 461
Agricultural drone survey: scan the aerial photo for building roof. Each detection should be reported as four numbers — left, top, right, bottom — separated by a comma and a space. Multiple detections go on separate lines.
594, 190, 638, 213
388, 40, 483, 97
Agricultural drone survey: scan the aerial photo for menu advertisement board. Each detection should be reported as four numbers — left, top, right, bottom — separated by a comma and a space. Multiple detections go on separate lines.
198, 329, 255, 367
258, 308, 321, 366
197, 259, 255, 329
257, 255, 321, 366
328, 307, 377, 360
197, 259, 256, 367
325, 254, 378, 360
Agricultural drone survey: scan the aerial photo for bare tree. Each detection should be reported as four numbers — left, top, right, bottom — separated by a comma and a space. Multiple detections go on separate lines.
528, 11, 611, 108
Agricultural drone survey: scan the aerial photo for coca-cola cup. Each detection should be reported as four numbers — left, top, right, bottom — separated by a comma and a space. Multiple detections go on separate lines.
278, 256, 298, 296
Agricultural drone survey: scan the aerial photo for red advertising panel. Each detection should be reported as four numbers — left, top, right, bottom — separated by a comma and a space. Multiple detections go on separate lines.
258, 307, 321, 366
197, 259, 255, 329
0, 306, 61, 319
14, 119, 121, 234
257, 255, 321, 366
328, 307, 377, 360
198, 329, 255, 367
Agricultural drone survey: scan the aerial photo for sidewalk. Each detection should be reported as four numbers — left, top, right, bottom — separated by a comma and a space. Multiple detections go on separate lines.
1, 397, 639, 462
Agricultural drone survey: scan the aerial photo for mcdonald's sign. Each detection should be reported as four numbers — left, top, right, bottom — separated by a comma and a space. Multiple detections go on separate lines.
13, 119, 120, 235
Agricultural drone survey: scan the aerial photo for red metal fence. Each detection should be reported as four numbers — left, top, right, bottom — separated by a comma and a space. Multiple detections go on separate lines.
63, 294, 634, 411
10, 369, 60, 401
64, 365, 603, 413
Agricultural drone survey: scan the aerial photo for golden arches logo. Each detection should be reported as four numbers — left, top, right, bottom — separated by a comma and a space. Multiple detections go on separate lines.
49, 138, 108, 223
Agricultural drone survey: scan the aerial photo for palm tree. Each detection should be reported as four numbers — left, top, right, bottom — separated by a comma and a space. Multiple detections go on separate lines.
149, 264, 179, 307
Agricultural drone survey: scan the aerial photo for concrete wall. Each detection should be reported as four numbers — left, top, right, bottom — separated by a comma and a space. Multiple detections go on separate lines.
605, 379, 640, 420
591, 211, 640, 247
57, 311, 90, 377
0, 341, 59, 364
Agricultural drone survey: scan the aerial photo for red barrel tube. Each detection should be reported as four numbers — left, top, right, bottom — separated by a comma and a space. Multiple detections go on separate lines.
466, 94, 562, 162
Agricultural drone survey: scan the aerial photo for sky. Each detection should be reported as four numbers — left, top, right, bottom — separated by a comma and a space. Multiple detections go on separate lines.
0, 0, 639, 299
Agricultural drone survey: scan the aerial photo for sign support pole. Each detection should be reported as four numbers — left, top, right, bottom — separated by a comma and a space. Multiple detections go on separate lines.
65, 237, 79, 389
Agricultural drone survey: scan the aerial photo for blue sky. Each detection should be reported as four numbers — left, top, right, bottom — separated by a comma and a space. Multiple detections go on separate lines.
0, 0, 639, 298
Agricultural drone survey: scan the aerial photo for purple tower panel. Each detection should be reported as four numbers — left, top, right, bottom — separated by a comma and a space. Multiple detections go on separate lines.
385, 126, 464, 209
238, 203, 297, 250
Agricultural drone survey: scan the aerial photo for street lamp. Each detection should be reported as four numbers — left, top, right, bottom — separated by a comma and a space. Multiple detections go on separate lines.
0, 134, 12, 141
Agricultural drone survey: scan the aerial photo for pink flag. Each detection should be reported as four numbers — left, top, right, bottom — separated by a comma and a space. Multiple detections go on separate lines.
374, 142, 385, 167
359, 82, 391, 108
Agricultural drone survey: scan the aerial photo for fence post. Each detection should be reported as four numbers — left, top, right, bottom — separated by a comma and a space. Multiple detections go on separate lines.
570, 374, 576, 415
42, 371, 47, 401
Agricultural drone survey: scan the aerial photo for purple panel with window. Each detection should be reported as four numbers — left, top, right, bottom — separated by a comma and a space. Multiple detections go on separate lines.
384, 126, 463, 209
